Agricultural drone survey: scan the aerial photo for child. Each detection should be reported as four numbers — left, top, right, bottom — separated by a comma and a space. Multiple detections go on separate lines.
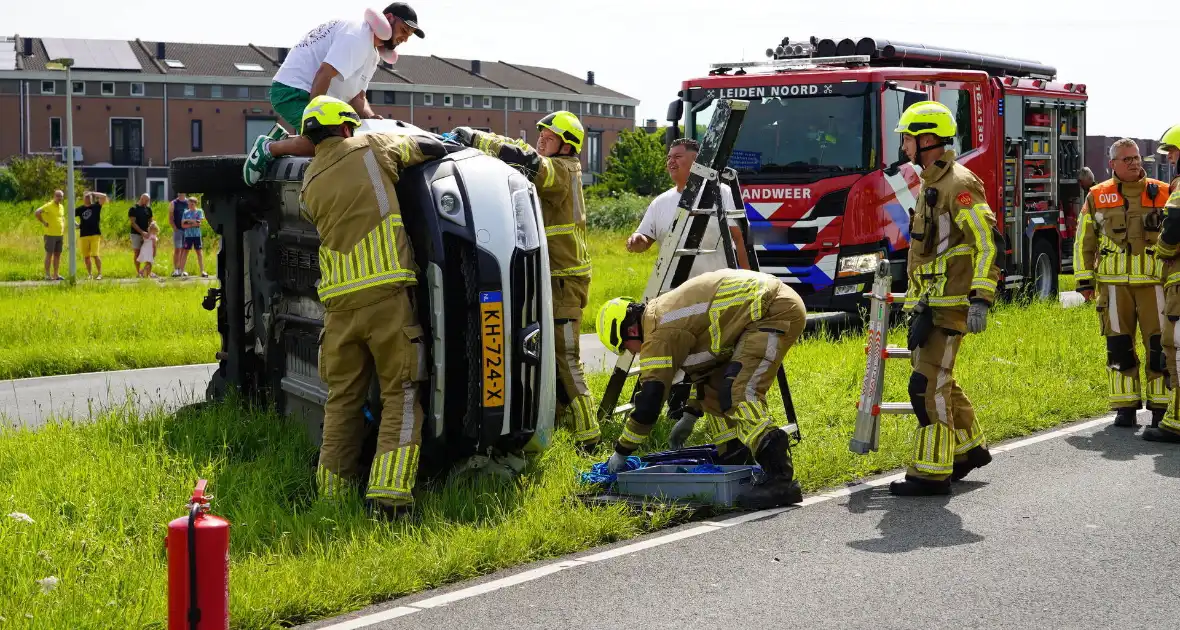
180, 198, 208, 278
137, 221, 160, 278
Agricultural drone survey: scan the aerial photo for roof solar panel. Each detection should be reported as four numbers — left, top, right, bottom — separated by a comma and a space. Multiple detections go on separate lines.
0, 39, 15, 71
42, 38, 142, 71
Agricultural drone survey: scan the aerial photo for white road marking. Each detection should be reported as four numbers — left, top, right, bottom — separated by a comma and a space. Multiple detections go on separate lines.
315, 413, 1116, 629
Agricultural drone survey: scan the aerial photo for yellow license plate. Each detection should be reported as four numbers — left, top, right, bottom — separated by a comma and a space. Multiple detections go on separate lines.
479, 291, 506, 408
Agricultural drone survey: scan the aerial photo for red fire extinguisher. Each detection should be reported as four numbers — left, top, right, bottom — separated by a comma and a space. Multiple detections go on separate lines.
167, 479, 230, 630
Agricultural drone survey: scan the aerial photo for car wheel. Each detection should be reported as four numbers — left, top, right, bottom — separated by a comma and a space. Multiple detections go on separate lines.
171, 156, 251, 196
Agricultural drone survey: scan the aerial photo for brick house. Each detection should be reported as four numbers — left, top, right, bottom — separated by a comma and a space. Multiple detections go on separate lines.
0, 35, 639, 199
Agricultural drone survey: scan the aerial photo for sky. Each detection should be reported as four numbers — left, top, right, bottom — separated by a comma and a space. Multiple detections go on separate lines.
7, 0, 1178, 139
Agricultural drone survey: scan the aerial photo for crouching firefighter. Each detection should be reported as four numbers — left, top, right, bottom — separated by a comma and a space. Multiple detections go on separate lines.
299, 95, 447, 518
893, 101, 998, 497
1075, 137, 1172, 429
1145, 124, 1180, 443
596, 269, 808, 509
449, 112, 600, 451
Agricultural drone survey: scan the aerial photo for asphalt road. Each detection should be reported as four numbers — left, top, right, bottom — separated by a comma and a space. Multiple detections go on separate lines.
300, 415, 1180, 630
0, 364, 216, 429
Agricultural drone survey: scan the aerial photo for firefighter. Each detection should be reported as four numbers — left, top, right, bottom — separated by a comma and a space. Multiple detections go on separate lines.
1145, 124, 1180, 443
891, 101, 998, 497
449, 113, 600, 451
595, 268, 808, 509
1074, 138, 1172, 429
299, 95, 447, 518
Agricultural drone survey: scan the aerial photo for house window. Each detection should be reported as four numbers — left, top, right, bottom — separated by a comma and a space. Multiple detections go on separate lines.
211, 85, 222, 99
100, 82, 115, 96
463, 95, 473, 108
531, 98, 538, 111
234, 62, 265, 72
72, 81, 85, 95
237, 86, 250, 99
130, 83, 145, 96
383, 91, 395, 105
164, 59, 185, 69
597, 103, 603, 115
183, 84, 195, 97
443, 94, 453, 107
191, 120, 203, 152
50, 117, 62, 148
41, 80, 55, 95
515, 97, 523, 110
482, 96, 492, 108
429, 126, 440, 133
545, 99, 552, 111
423, 93, 434, 106
608, 104, 615, 116
562, 100, 568, 112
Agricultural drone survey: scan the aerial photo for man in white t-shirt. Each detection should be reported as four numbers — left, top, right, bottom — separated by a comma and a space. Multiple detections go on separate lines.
243, 2, 425, 185
627, 138, 743, 290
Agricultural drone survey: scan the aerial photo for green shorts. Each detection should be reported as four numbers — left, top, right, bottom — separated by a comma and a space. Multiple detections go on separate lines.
270, 82, 311, 131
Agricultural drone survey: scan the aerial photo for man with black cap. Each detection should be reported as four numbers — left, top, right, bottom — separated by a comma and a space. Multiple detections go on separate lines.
243, 3, 425, 186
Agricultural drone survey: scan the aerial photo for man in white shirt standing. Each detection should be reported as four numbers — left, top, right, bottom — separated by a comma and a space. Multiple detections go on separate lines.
626, 138, 744, 290
243, 2, 425, 185
625, 137, 754, 456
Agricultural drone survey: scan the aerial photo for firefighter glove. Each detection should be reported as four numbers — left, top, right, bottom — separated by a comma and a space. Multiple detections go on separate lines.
607, 451, 629, 474
668, 410, 700, 451
967, 298, 990, 334
448, 126, 475, 146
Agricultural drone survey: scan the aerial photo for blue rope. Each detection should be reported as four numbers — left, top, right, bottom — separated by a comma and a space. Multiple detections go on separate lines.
579, 456, 647, 486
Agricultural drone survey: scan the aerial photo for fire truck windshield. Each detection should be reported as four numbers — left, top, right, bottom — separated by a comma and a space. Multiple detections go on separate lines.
691, 93, 875, 176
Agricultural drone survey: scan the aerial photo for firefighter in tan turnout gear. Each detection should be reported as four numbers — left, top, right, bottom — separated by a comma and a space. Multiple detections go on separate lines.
892, 101, 998, 497
449, 112, 600, 450
299, 95, 447, 518
1074, 138, 1172, 429
595, 269, 808, 509
1145, 124, 1180, 443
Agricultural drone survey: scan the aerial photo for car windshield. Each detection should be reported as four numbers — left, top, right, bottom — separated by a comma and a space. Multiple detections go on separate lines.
692, 92, 875, 175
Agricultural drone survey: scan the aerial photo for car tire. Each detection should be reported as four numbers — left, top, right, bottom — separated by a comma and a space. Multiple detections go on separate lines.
171, 155, 250, 196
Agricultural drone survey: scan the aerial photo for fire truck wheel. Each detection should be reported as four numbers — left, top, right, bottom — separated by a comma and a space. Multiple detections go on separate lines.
170, 156, 251, 196
1026, 238, 1059, 301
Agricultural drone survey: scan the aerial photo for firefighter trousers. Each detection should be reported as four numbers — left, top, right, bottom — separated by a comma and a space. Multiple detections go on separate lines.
1097, 283, 1169, 411
553, 276, 600, 446
317, 287, 427, 507
907, 321, 987, 481
1158, 287, 1180, 435
688, 284, 806, 457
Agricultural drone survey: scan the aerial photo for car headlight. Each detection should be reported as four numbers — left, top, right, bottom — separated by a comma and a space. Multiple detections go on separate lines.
508, 173, 540, 251
837, 251, 884, 278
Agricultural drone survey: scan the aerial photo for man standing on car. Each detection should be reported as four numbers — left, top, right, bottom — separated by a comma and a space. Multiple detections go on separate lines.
128, 193, 153, 277
450, 111, 601, 451
299, 95, 447, 519
242, 3, 425, 186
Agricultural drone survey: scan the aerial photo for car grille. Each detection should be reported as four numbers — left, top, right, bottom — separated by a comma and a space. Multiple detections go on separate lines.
279, 245, 320, 293
284, 327, 320, 380
509, 248, 543, 435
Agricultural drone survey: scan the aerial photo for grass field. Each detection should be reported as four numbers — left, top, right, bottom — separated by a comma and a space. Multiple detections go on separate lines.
0, 283, 219, 379
0, 292, 1110, 628
0, 201, 219, 281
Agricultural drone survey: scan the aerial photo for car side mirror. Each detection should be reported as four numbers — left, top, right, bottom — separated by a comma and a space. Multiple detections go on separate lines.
666, 99, 684, 123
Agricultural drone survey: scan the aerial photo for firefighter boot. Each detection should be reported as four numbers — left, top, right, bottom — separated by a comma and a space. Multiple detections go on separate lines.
366, 498, 415, 522
1113, 407, 1138, 428
950, 446, 992, 482
736, 428, 803, 510
1150, 408, 1165, 429
1143, 427, 1180, 443
888, 475, 952, 497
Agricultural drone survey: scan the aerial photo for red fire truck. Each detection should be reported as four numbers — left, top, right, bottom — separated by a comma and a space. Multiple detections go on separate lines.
665, 37, 1088, 311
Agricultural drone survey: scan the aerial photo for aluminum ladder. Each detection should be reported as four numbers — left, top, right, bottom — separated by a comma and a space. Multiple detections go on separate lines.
851, 259, 912, 454
595, 98, 801, 445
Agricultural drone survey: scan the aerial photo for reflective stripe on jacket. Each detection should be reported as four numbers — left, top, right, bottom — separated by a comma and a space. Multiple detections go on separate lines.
1074, 176, 1170, 287
301, 133, 436, 310
904, 151, 1002, 315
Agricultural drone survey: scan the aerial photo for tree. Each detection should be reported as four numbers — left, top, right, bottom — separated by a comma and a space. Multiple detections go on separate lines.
598, 128, 672, 196
5, 155, 88, 202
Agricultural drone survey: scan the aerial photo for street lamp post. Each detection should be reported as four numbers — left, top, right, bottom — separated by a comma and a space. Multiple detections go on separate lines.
48, 57, 77, 281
